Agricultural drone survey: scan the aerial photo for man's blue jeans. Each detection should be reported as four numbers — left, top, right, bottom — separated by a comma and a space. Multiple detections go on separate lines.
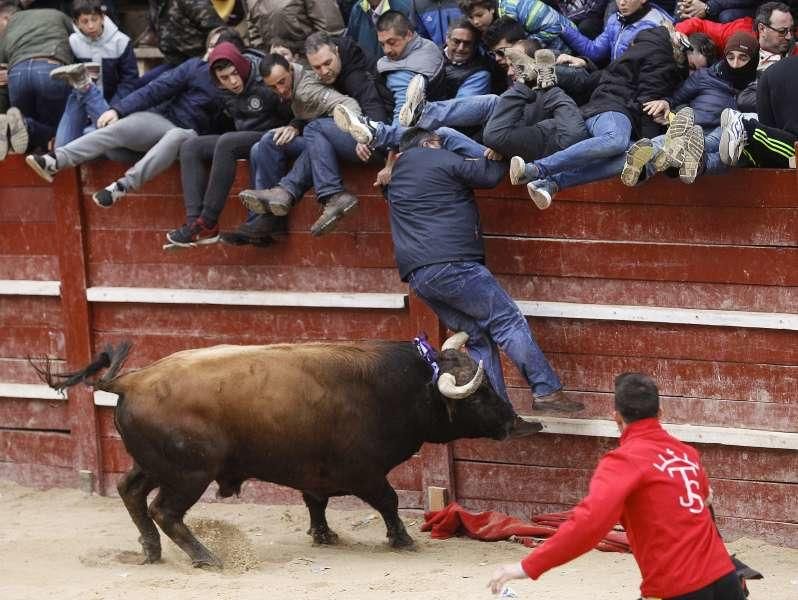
8, 59, 71, 151
535, 111, 632, 189
55, 85, 110, 147
372, 123, 487, 157
417, 94, 498, 130
249, 130, 313, 199
408, 261, 562, 403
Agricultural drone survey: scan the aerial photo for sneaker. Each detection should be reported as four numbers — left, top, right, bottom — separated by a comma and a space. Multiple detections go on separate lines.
92, 181, 126, 208
526, 179, 556, 210
506, 415, 544, 439
239, 187, 293, 216
509, 156, 528, 185
7, 107, 29, 154
166, 218, 220, 246
310, 191, 358, 236
533, 49, 557, 89
661, 106, 695, 167
679, 125, 705, 184
719, 108, 747, 166
531, 389, 585, 413
399, 74, 426, 128
0, 113, 7, 161
50, 63, 91, 90
333, 104, 375, 145
503, 46, 537, 84
621, 139, 654, 187
25, 152, 58, 182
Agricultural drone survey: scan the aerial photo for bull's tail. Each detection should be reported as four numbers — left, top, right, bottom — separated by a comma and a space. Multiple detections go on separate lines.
31, 341, 132, 393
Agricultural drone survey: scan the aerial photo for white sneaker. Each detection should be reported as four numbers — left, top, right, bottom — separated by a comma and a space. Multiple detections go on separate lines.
719, 108, 747, 166
399, 74, 426, 128
25, 152, 58, 182
333, 104, 375, 145
6, 107, 28, 154
0, 114, 8, 161
526, 179, 556, 210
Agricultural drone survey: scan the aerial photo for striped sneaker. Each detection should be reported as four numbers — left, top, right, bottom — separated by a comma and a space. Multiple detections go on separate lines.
719, 108, 747, 166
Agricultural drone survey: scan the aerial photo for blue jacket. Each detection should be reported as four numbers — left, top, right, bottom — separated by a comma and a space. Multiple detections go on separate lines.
412, 0, 463, 47
498, 0, 576, 51
111, 57, 223, 135
560, 5, 672, 64
667, 63, 736, 129
386, 147, 506, 280
69, 16, 139, 104
347, 0, 415, 60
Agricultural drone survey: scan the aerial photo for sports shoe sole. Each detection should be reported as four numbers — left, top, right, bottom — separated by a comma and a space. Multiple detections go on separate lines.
509, 156, 528, 185
533, 49, 557, 89
662, 107, 694, 167
7, 108, 28, 154
25, 154, 54, 183
620, 139, 654, 187
333, 105, 372, 145
310, 198, 358, 237
165, 232, 220, 247
0, 114, 8, 161
679, 126, 705, 184
268, 198, 291, 217
239, 190, 269, 214
719, 108, 744, 166
399, 75, 425, 128
526, 182, 553, 210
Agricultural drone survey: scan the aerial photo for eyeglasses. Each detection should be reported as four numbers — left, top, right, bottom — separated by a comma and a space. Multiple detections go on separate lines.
762, 22, 794, 37
489, 47, 510, 58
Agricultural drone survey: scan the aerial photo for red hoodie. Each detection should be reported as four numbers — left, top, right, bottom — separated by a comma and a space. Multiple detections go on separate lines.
676, 16, 754, 50
521, 418, 734, 598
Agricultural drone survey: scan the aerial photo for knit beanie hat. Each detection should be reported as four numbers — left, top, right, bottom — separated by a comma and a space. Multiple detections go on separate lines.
208, 42, 251, 86
724, 32, 759, 60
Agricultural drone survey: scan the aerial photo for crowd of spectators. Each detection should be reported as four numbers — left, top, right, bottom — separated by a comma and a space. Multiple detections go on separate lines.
0, 0, 795, 246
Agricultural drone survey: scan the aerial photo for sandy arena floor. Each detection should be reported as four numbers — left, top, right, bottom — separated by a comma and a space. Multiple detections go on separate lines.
1, 481, 796, 600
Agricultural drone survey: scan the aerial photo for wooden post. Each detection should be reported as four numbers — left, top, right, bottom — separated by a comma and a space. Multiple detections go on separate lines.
409, 293, 455, 510
53, 167, 103, 494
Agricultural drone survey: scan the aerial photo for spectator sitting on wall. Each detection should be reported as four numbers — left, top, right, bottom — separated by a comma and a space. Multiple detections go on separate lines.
675, 15, 754, 50
246, 0, 345, 53
412, 0, 464, 47
347, 0, 416, 60
156, 0, 224, 65
24, 31, 226, 208
50, 0, 139, 148
0, 0, 73, 158
557, 0, 610, 39
675, 0, 759, 24
488, 372, 746, 600
441, 18, 492, 97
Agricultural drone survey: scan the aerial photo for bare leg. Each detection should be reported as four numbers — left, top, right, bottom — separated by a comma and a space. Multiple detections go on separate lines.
356, 479, 413, 548
116, 463, 161, 563
302, 492, 339, 544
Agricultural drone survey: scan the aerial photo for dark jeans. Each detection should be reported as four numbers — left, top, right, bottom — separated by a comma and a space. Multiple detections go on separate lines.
483, 84, 589, 162
302, 117, 383, 200
179, 131, 263, 224
408, 261, 561, 402
664, 570, 745, 600
249, 130, 313, 199
8, 59, 71, 152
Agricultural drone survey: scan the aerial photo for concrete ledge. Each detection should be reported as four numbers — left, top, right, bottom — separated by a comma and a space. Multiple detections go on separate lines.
0, 382, 64, 400
0, 280, 60, 296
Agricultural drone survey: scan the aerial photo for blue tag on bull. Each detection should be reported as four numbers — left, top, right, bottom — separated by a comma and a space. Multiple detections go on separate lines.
413, 332, 440, 383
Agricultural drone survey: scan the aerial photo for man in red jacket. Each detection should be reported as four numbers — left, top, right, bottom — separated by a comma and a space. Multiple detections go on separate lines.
488, 372, 744, 600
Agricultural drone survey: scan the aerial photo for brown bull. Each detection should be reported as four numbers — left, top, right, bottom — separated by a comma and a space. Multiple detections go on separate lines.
37, 333, 540, 567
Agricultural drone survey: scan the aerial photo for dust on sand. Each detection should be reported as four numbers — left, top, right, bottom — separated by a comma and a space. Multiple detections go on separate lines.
1, 481, 796, 600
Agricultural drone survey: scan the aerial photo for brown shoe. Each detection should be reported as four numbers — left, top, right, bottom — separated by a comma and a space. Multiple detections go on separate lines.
239, 187, 294, 215
310, 191, 358, 236
531, 389, 584, 413
506, 415, 544, 439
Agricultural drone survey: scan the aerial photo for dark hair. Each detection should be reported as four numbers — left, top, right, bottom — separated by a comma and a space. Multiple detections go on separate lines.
377, 10, 414, 36
514, 38, 542, 57
399, 127, 438, 152
457, 0, 497, 15
754, 2, 791, 27
0, 0, 19, 15
614, 373, 660, 423
213, 26, 245, 51
687, 32, 717, 65
211, 58, 235, 72
305, 31, 337, 56
447, 17, 480, 40
259, 52, 291, 78
483, 16, 526, 50
71, 0, 104, 19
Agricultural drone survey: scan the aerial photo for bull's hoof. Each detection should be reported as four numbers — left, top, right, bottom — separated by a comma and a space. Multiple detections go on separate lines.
139, 553, 162, 565
139, 541, 162, 564
388, 533, 415, 549
192, 554, 223, 569
311, 528, 339, 545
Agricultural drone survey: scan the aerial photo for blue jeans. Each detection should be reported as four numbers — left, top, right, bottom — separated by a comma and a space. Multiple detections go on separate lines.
408, 261, 562, 402
535, 111, 632, 188
417, 94, 498, 130
55, 85, 110, 147
249, 130, 313, 199
8, 59, 71, 151
373, 123, 487, 157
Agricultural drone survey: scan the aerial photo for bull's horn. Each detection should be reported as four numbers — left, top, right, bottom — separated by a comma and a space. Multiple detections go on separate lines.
441, 332, 469, 352
437, 360, 484, 400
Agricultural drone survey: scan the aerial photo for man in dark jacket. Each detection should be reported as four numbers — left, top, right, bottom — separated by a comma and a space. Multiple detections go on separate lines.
167, 40, 292, 246
385, 127, 581, 418
509, 26, 685, 209
156, 0, 224, 65
25, 47, 224, 207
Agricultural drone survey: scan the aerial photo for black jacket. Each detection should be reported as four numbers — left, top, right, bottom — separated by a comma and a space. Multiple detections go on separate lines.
581, 26, 685, 139
386, 147, 506, 280
756, 55, 798, 137
334, 36, 394, 123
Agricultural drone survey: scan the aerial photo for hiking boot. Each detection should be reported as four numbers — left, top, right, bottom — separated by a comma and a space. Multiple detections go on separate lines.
533, 49, 557, 89
506, 415, 544, 439
661, 106, 694, 167
679, 125, 705, 184
621, 138, 654, 187
531, 389, 585, 413
719, 108, 747, 166
7, 107, 29, 154
526, 179, 557, 210
503, 46, 537, 84
50, 63, 91, 90
25, 152, 58, 182
333, 104, 375, 145
0, 113, 8, 161
92, 181, 126, 208
166, 217, 220, 246
239, 187, 294, 215
311, 191, 358, 236
399, 74, 426, 127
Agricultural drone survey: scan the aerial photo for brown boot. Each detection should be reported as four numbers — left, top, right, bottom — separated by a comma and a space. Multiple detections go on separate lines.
239, 187, 294, 215
531, 389, 585, 413
310, 191, 358, 236
506, 415, 544, 439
